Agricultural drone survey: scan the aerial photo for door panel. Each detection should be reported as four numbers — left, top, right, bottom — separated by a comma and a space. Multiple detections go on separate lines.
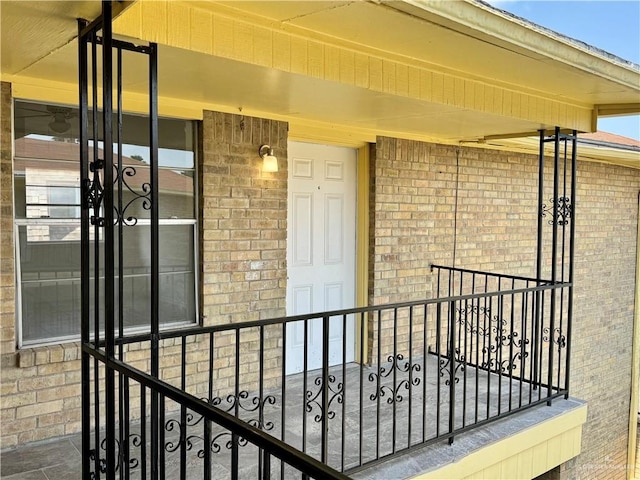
286, 142, 356, 374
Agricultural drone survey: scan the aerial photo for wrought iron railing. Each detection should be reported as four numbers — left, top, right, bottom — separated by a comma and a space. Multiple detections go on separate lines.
83, 345, 350, 480
79, 3, 575, 478
85, 265, 571, 478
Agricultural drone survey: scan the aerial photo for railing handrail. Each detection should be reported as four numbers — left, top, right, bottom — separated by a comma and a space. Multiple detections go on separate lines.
111, 279, 572, 346
83, 343, 351, 480
430, 264, 552, 284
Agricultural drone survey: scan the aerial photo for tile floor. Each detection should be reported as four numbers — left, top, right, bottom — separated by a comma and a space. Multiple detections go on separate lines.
1, 355, 581, 479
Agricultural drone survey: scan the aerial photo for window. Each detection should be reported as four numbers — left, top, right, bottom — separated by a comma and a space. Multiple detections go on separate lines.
14, 100, 198, 346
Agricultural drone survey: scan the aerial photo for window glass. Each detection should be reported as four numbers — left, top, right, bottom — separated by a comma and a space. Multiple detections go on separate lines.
14, 100, 198, 346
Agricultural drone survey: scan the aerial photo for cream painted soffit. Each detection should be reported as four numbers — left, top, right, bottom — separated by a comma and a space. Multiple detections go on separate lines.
390, 0, 639, 97
2, 0, 639, 145
0, 1, 132, 77
208, 0, 639, 108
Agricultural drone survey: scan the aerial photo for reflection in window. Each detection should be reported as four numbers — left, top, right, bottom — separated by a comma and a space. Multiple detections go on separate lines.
13, 100, 198, 346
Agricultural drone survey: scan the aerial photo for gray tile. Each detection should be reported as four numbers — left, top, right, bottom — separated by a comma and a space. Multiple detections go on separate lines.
41, 455, 82, 480
1, 439, 78, 477
1, 470, 48, 480
0, 355, 585, 480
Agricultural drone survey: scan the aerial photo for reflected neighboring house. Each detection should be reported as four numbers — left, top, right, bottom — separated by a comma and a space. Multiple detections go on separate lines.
13, 136, 197, 344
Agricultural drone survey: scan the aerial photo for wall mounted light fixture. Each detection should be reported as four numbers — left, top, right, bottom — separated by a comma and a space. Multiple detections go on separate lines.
259, 144, 278, 172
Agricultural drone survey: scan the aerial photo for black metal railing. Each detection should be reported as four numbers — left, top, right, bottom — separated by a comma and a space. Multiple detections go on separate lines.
83, 344, 350, 480
86, 265, 571, 477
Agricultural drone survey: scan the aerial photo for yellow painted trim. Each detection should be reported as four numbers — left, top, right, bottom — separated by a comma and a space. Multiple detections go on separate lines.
410, 403, 587, 480
483, 128, 576, 141
8, 75, 206, 120
356, 144, 370, 364
356, 144, 370, 309
597, 103, 640, 117
8, 75, 637, 171
288, 123, 375, 148
591, 106, 599, 134
629, 193, 640, 480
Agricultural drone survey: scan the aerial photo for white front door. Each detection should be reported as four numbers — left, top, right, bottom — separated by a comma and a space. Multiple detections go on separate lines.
286, 142, 357, 374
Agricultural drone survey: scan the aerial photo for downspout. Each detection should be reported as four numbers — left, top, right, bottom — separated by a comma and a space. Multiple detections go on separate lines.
628, 190, 640, 480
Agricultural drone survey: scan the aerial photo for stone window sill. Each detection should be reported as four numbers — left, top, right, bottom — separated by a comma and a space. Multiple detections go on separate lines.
16, 342, 81, 368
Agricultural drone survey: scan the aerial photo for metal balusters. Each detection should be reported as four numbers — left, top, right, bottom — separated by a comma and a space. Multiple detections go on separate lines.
159, 395, 165, 479
447, 300, 456, 444
469, 276, 476, 426
519, 288, 528, 409
461, 298, 468, 429
422, 304, 428, 443
497, 284, 503, 416
263, 451, 271, 480
375, 310, 381, 458
259, 325, 266, 478
485, 296, 492, 420
281, 323, 286, 480
81, 254, 575, 479
408, 305, 413, 449
180, 339, 187, 480
528, 286, 536, 405
341, 314, 347, 471
91, 29, 102, 480
204, 333, 213, 480
302, 319, 308, 463
508, 280, 516, 412
321, 315, 330, 465
232, 329, 240, 480
435, 303, 442, 438
474, 296, 480, 425
538, 290, 546, 402
392, 307, 398, 454
358, 311, 364, 466
123, 375, 130, 480
141, 386, 147, 479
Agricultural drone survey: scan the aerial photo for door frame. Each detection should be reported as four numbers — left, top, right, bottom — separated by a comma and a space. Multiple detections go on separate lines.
286, 130, 370, 364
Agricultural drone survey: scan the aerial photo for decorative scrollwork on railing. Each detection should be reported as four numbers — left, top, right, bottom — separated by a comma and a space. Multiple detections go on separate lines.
438, 350, 464, 386
88, 433, 142, 479
481, 329, 531, 373
457, 304, 506, 336
113, 164, 152, 226
306, 375, 344, 423
83, 159, 105, 227
541, 196, 572, 226
482, 350, 530, 374
543, 327, 566, 348
457, 304, 531, 375
368, 354, 422, 403
163, 392, 276, 457
82, 159, 154, 227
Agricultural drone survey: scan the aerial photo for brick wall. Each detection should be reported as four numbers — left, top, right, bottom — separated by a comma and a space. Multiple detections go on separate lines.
199, 110, 287, 326
1, 86, 639, 480
558, 160, 638, 479
369, 138, 540, 360
0, 99, 290, 448
198, 111, 288, 395
369, 136, 639, 479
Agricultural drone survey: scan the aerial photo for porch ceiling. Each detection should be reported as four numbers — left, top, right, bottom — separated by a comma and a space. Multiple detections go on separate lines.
1, 0, 639, 147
